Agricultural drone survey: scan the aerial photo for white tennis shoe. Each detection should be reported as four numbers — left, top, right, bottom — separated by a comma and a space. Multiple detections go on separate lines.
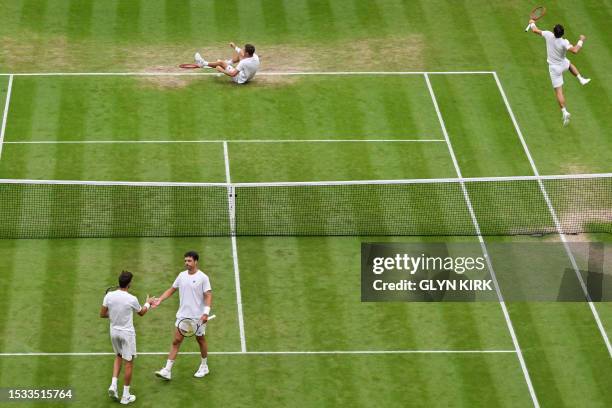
108, 386, 118, 401
120, 394, 136, 405
194, 52, 208, 68
194, 364, 209, 378
562, 111, 571, 126
155, 367, 172, 380
579, 77, 591, 86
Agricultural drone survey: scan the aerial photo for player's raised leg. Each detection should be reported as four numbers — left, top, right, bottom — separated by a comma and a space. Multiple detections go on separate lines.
569, 63, 591, 85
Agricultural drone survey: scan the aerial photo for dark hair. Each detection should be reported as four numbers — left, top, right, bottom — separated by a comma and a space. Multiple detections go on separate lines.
553, 24, 564, 38
184, 251, 199, 261
244, 44, 255, 56
118, 270, 133, 288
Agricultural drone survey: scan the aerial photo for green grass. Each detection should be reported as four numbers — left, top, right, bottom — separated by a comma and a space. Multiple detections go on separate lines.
1, 1, 611, 407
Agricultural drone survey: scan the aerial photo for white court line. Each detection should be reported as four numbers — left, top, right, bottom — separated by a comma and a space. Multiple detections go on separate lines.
4, 139, 444, 144
2, 173, 609, 188
493, 72, 612, 358
0, 71, 495, 77
224, 141, 247, 353
0, 74, 14, 161
425, 73, 540, 408
0, 350, 516, 357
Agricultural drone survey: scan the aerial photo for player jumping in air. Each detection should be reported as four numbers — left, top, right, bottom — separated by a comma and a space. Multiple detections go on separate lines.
153, 251, 213, 380
528, 21, 590, 126
101, 271, 154, 405
194, 42, 260, 84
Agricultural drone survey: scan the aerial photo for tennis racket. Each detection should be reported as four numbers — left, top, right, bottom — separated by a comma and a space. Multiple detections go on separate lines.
525, 6, 546, 31
105, 286, 118, 294
179, 63, 200, 69
177, 315, 216, 337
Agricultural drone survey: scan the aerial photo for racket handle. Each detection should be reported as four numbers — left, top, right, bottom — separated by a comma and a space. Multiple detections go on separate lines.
524, 23, 532, 32
207, 314, 216, 321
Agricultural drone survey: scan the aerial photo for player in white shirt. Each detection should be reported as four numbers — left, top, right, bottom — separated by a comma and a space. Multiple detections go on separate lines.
194, 42, 260, 84
528, 21, 591, 126
100, 271, 154, 405
153, 251, 213, 380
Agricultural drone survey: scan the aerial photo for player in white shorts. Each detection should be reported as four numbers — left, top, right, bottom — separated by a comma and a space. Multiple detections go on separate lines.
528, 21, 591, 126
194, 42, 260, 84
153, 251, 213, 380
100, 271, 154, 405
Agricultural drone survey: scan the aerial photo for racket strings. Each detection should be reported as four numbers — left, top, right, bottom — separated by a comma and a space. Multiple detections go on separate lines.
531, 7, 545, 19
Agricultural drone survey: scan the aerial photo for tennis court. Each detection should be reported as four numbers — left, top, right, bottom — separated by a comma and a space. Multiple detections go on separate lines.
1, 0, 612, 406
1, 69, 610, 407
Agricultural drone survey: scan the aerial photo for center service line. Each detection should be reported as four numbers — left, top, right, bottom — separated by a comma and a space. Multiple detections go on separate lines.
224, 141, 247, 353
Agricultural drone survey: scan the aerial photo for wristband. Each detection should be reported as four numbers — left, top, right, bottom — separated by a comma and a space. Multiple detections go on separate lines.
203, 306, 211, 315
577, 40, 583, 47
144, 302, 150, 309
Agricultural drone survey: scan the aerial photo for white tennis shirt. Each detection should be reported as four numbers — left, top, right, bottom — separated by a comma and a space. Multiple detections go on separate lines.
173, 270, 212, 318
542, 31, 571, 65
103, 290, 141, 333
234, 54, 260, 84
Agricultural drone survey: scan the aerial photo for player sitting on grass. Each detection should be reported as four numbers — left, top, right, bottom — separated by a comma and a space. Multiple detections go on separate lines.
528, 21, 590, 126
100, 271, 154, 405
153, 251, 213, 380
194, 42, 260, 84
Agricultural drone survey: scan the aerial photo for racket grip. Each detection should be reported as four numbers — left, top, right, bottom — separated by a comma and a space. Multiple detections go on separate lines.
524, 23, 532, 32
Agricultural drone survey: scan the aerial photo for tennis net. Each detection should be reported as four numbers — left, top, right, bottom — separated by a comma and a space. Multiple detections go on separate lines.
0, 174, 610, 238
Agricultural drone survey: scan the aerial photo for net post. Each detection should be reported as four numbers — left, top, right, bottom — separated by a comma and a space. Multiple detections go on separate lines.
228, 184, 236, 236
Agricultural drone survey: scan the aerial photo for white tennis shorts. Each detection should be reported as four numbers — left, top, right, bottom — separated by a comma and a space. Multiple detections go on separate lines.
549, 59, 570, 88
175, 317, 207, 337
110, 329, 137, 361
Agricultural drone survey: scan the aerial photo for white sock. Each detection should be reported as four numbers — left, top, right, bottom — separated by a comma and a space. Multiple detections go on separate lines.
577, 75, 584, 81
123, 386, 130, 397
111, 377, 118, 388
561, 107, 568, 115
201, 357, 207, 366
165, 359, 174, 371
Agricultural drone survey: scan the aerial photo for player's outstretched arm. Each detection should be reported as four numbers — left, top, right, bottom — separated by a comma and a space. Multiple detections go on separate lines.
529, 20, 543, 35
137, 294, 154, 316
151, 287, 176, 308
568, 35, 586, 54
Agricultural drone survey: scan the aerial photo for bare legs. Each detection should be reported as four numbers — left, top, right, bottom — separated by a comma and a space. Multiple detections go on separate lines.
554, 86, 566, 109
